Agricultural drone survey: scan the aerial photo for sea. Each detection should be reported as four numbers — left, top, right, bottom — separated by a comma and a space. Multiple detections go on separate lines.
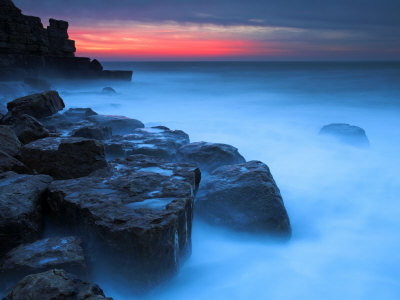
16, 62, 400, 299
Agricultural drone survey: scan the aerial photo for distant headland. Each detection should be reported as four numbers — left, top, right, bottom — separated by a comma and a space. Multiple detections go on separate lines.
0, 0, 132, 81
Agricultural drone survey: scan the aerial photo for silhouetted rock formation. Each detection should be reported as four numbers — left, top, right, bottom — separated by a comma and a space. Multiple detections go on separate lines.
0, 0, 132, 81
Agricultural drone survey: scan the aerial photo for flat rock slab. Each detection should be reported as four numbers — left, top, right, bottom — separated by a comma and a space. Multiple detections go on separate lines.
320, 123, 370, 148
6, 91, 65, 119
87, 115, 144, 135
3, 269, 113, 300
0, 172, 53, 255
195, 161, 291, 235
105, 126, 190, 160
20, 137, 108, 179
47, 155, 200, 287
177, 141, 246, 173
1, 236, 87, 291
0, 125, 21, 156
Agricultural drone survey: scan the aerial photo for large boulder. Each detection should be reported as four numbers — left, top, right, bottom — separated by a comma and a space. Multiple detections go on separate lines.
0, 172, 53, 255
1, 236, 87, 291
319, 123, 370, 147
87, 115, 144, 135
20, 137, 108, 179
3, 269, 113, 300
177, 141, 245, 173
195, 161, 291, 235
0, 150, 30, 174
6, 91, 65, 119
105, 126, 190, 160
46, 155, 200, 288
0, 125, 21, 156
4, 114, 49, 144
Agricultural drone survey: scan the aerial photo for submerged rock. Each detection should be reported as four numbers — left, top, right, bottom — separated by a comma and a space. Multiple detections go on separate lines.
319, 123, 370, 147
6, 91, 65, 119
72, 126, 112, 140
0, 150, 29, 174
195, 161, 291, 235
102, 87, 117, 94
105, 126, 190, 160
0, 236, 87, 291
3, 269, 113, 300
177, 141, 246, 173
46, 155, 200, 288
0, 172, 53, 255
0, 125, 21, 156
20, 137, 108, 179
87, 115, 144, 135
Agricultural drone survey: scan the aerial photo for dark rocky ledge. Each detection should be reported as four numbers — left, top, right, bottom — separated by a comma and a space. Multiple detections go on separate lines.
0, 0, 132, 81
0, 90, 292, 295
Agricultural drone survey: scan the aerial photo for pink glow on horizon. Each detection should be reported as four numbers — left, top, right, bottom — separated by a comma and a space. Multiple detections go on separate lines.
68, 23, 290, 60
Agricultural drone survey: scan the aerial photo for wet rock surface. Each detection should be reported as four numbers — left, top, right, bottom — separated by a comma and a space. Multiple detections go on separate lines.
20, 137, 108, 179
3, 269, 113, 300
1, 236, 87, 291
177, 141, 246, 173
46, 154, 200, 287
195, 161, 291, 235
87, 114, 144, 135
320, 123, 370, 147
0, 172, 53, 255
0, 125, 20, 156
105, 126, 190, 160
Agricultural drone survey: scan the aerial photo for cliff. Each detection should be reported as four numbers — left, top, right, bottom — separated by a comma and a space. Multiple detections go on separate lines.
0, 0, 132, 81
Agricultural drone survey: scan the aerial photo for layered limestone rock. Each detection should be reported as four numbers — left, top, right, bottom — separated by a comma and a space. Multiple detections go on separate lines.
0, 0, 132, 80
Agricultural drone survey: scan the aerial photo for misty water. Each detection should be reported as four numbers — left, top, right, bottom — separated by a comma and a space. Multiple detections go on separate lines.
41, 62, 400, 299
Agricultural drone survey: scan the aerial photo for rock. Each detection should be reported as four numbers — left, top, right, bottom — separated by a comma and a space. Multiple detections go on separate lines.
2, 269, 113, 300
101, 87, 116, 94
177, 141, 246, 173
72, 126, 112, 140
0, 150, 30, 174
87, 115, 144, 135
63, 108, 98, 120
0, 0, 131, 81
0, 236, 87, 290
90, 59, 103, 73
40, 108, 98, 135
105, 126, 190, 160
319, 123, 370, 147
46, 155, 200, 287
102, 70, 133, 81
20, 137, 108, 179
0, 172, 53, 255
6, 91, 65, 119
5, 114, 49, 144
23, 78, 51, 91
0, 125, 21, 156
195, 161, 291, 235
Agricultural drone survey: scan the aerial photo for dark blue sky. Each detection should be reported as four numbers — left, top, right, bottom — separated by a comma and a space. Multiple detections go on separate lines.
13, 0, 400, 60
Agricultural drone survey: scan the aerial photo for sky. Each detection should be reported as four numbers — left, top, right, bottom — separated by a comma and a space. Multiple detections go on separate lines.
13, 0, 400, 61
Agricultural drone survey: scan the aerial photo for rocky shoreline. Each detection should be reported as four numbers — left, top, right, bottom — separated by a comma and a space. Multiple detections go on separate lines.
0, 90, 291, 298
